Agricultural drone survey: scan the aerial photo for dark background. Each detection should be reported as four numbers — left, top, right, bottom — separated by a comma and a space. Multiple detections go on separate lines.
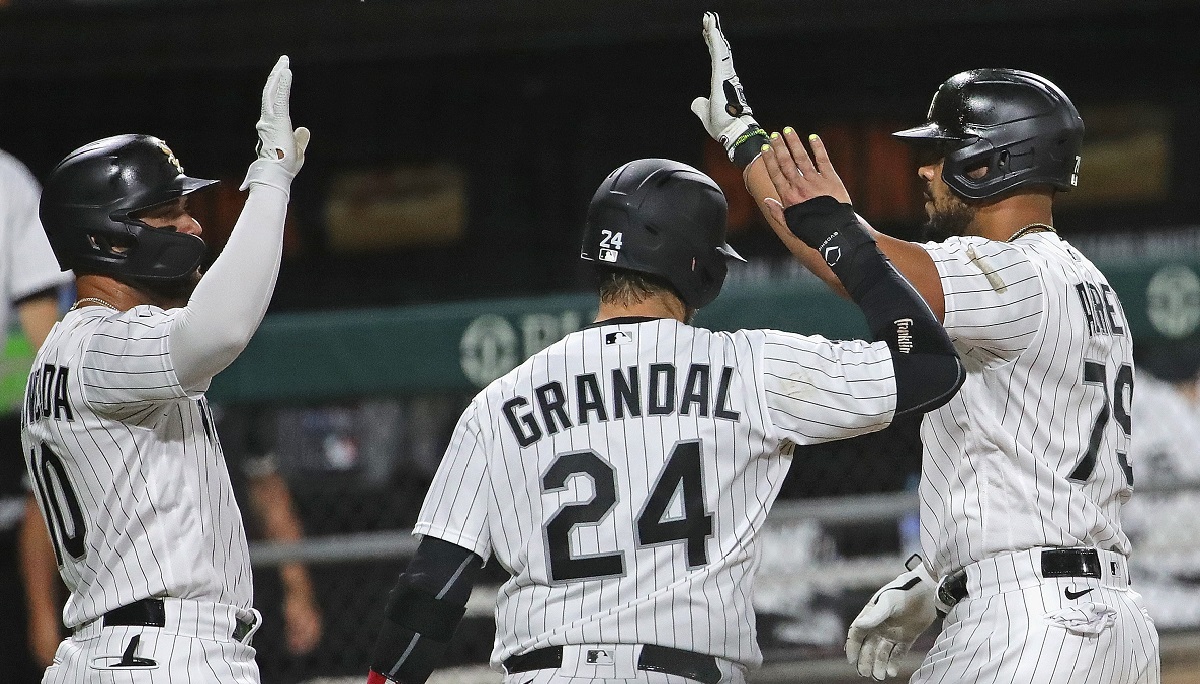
0, 0, 1195, 311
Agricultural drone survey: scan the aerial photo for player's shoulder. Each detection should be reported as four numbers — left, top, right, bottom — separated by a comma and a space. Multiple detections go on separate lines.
0, 148, 32, 176
0, 149, 40, 197
57, 304, 179, 351
921, 234, 1031, 260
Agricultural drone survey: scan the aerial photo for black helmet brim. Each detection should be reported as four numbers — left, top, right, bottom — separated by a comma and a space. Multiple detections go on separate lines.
716, 243, 746, 262
180, 176, 219, 194
892, 123, 968, 142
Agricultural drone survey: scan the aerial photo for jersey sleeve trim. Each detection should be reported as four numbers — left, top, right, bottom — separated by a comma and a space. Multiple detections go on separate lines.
412, 525, 491, 561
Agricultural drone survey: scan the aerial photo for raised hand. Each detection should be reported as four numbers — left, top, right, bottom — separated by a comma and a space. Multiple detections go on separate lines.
759, 128, 853, 226
689, 12, 766, 166
241, 55, 311, 192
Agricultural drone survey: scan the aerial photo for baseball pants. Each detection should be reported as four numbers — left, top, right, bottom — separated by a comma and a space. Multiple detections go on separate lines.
43, 598, 262, 684
912, 548, 1160, 684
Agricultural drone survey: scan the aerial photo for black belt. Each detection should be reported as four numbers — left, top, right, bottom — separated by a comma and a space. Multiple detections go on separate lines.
76, 598, 255, 643
101, 598, 167, 628
938, 548, 1104, 609
504, 645, 722, 684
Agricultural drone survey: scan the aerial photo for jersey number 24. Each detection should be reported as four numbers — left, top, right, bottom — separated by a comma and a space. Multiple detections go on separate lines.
542, 440, 712, 582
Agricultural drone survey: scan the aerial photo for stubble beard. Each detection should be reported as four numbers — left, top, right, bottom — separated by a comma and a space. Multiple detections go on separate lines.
921, 193, 978, 243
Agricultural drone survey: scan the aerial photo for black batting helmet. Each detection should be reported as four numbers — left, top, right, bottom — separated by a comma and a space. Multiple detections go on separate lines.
40, 134, 218, 282
893, 69, 1084, 201
581, 159, 744, 309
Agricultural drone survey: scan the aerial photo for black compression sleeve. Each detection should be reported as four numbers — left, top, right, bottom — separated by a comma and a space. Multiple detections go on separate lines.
783, 196, 964, 415
369, 537, 484, 684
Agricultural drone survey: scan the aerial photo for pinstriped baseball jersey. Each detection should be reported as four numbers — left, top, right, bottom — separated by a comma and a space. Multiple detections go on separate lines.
918, 232, 1135, 578
415, 317, 898, 669
20, 305, 252, 629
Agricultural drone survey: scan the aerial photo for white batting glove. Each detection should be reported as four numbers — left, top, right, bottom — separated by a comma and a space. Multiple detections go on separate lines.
845, 556, 943, 680
241, 55, 310, 194
689, 11, 767, 167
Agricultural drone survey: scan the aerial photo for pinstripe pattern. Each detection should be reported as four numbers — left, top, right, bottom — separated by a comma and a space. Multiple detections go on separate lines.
20, 305, 253, 640
919, 234, 1134, 577
913, 233, 1156, 682
911, 549, 1159, 683
415, 318, 897, 670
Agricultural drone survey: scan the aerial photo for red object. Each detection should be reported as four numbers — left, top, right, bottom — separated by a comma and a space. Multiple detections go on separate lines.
367, 669, 393, 684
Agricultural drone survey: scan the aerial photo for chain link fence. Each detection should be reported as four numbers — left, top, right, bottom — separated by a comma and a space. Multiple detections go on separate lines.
218, 387, 1200, 683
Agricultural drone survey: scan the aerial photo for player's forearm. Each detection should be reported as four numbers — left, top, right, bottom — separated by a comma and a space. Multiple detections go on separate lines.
19, 496, 64, 639
169, 183, 288, 389
369, 537, 483, 684
782, 196, 964, 415
745, 158, 849, 297
250, 473, 306, 542
248, 474, 316, 595
16, 293, 60, 350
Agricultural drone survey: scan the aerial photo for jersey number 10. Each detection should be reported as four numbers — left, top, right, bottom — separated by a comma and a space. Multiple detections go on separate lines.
542, 440, 713, 582
28, 443, 88, 566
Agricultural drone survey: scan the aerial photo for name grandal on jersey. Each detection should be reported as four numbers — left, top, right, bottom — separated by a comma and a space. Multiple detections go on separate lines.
503, 362, 740, 447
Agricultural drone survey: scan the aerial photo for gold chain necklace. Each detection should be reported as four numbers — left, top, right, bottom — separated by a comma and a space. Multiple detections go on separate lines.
71, 297, 119, 311
1008, 223, 1057, 242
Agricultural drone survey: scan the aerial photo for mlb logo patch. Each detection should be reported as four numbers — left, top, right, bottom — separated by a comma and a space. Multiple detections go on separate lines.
605, 331, 632, 345
586, 649, 613, 665
599, 248, 618, 263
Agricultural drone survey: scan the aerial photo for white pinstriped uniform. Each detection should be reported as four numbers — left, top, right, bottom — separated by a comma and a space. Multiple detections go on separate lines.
912, 232, 1159, 683
0, 149, 71, 328
21, 305, 260, 683
416, 317, 898, 679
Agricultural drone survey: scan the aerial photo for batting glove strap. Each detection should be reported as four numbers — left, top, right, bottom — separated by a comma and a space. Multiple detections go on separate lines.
240, 159, 297, 196
730, 126, 770, 168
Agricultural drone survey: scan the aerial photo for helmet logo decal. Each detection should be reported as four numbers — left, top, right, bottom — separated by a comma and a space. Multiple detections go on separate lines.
598, 229, 624, 262
155, 140, 184, 174
1071, 156, 1081, 187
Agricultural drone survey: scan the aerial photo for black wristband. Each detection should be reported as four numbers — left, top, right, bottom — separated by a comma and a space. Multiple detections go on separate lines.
730, 127, 769, 169
783, 196, 877, 300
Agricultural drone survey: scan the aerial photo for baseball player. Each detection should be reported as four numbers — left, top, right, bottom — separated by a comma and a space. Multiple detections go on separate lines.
0, 145, 72, 679
21, 56, 307, 683
366, 157, 964, 684
690, 12, 1160, 683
